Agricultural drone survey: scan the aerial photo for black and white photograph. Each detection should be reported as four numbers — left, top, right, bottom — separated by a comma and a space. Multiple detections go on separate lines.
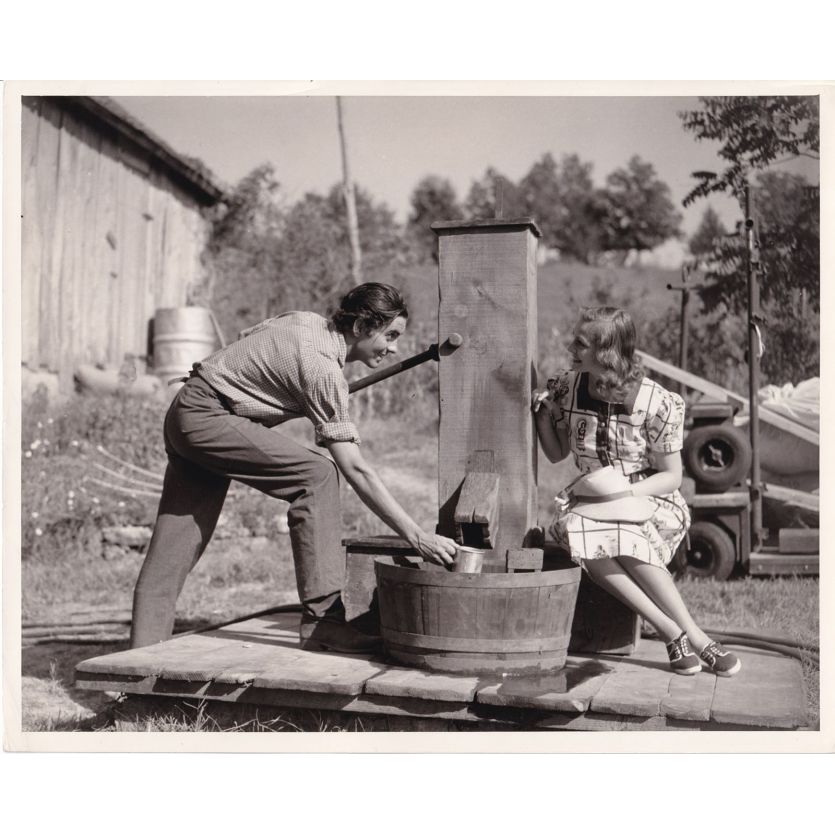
2, 79, 830, 756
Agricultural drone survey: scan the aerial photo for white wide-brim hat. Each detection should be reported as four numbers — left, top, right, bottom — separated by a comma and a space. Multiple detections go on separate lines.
566, 466, 654, 524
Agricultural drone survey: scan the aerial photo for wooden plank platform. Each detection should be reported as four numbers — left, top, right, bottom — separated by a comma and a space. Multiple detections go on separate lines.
74, 611, 808, 731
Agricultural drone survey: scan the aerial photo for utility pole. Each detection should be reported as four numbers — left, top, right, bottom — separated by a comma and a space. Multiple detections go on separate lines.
336, 96, 362, 285
665, 263, 704, 397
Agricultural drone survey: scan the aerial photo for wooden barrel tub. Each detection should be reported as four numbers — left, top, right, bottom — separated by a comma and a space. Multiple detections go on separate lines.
374, 557, 581, 675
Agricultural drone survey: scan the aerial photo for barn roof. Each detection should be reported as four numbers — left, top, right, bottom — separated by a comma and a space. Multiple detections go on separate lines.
52, 96, 229, 205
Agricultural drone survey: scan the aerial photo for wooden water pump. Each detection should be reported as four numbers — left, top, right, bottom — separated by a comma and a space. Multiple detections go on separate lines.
346, 218, 581, 675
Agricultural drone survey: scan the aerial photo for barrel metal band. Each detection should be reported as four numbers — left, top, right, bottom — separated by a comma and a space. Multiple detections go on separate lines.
380, 628, 570, 653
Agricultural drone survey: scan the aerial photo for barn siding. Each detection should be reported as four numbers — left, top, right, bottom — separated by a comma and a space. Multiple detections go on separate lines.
21, 98, 216, 389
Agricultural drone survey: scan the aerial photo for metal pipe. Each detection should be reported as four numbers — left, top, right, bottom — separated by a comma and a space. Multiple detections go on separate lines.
348, 333, 463, 394
745, 184, 764, 550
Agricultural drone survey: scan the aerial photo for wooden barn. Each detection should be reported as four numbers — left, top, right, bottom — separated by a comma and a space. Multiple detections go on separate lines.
20, 96, 228, 393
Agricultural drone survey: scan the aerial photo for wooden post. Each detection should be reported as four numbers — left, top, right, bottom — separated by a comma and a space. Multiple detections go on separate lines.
432, 218, 541, 559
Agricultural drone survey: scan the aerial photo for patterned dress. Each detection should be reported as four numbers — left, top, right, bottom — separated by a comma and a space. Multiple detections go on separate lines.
546, 370, 690, 571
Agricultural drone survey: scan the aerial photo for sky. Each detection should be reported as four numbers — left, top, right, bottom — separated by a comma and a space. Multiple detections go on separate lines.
112, 93, 820, 268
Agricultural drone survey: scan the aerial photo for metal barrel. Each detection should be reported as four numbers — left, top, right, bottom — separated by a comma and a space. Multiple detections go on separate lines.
152, 307, 217, 392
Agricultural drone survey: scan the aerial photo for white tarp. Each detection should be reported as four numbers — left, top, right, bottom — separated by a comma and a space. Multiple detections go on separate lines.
753, 378, 819, 479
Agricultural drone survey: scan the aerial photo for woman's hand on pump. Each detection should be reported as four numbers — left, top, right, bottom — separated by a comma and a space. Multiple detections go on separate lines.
531, 387, 569, 463
531, 388, 557, 414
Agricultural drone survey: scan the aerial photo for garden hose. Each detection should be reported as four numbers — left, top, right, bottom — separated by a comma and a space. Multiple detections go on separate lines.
177, 606, 819, 664
704, 629, 818, 662
30, 606, 818, 665
704, 635, 813, 663
705, 626, 818, 652
173, 602, 304, 639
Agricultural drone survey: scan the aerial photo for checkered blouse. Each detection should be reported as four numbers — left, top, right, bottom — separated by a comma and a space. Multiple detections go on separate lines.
546, 370, 685, 476
196, 312, 360, 447
546, 370, 690, 568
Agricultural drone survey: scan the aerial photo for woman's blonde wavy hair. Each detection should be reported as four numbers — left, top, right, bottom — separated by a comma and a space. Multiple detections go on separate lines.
578, 307, 644, 401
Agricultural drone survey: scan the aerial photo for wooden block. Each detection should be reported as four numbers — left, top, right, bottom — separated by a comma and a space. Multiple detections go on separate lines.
661, 672, 716, 722
148, 641, 272, 683
75, 672, 158, 693
590, 662, 674, 718
710, 648, 807, 728
568, 571, 641, 655
475, 658, 615, 713
244, 689, 481, 723
454, 470, 500, 547
778, 528, 818, 554
190, 640, 307, 686
505, 548, 544, 572
536, 713, 683, 732
364, 667, 480, 702
253, 652, 386, 696
342, 537, 421, 622
74, 632, 228, 678
342, 535, 416, 550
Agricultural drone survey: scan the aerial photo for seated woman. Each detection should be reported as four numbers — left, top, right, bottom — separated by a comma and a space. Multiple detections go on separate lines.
532, 306, 741, 677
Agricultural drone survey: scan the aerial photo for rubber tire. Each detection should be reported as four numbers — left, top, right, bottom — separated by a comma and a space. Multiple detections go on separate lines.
683, 423, 752, 493
681, 520, 737, 580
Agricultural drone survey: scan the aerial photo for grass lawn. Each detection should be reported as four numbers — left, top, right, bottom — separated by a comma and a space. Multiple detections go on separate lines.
20, 402, 819, 732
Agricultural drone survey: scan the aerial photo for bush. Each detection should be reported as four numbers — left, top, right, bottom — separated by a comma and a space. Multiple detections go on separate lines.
21, 388, 166, 562
20, 387, 298, 565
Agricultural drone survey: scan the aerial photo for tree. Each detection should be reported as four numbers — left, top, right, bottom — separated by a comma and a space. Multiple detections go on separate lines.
679, 96, 820, 386
689, 206, 728, 258
517, 153, 562, 249
208, 166, 408, 337
405, 175, 463, 263
464, 167, 526, 219
688, 172, 819, 385
679, 96, 819, 205
698, 172, 819, 311
276, 192, 347, 311
207, 164, 286, 340
278, 184, 405, 314
598, 155, 682, 257
517, 152, 606, 262
209, 163, 285, 249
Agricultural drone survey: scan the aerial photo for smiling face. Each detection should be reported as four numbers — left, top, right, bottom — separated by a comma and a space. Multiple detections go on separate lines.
568, 321, 606, 376
347, 315, 408, 368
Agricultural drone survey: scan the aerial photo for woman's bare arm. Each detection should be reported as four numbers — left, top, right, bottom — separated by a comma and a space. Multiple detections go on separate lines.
630, 450, 683, 497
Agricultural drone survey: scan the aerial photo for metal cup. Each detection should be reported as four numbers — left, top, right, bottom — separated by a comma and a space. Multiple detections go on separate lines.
451, 545, 485, 573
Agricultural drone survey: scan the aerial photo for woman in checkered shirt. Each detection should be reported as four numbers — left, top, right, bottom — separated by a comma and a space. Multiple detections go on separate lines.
532, 307, 741, 677
130, 283, 457, 653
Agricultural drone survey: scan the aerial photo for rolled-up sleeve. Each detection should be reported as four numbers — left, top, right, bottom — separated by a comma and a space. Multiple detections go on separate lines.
302, 367, 361, 447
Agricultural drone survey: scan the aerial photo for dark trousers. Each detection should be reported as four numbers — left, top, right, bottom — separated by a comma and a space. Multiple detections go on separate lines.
130, 375, 344, 648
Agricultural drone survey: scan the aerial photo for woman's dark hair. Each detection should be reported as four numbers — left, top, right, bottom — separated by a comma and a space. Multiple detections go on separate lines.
331, 283, 409, 335
579, 306, 644, 400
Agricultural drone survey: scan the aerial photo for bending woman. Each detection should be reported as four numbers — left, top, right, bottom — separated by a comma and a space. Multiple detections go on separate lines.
131, 283, 456, 653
